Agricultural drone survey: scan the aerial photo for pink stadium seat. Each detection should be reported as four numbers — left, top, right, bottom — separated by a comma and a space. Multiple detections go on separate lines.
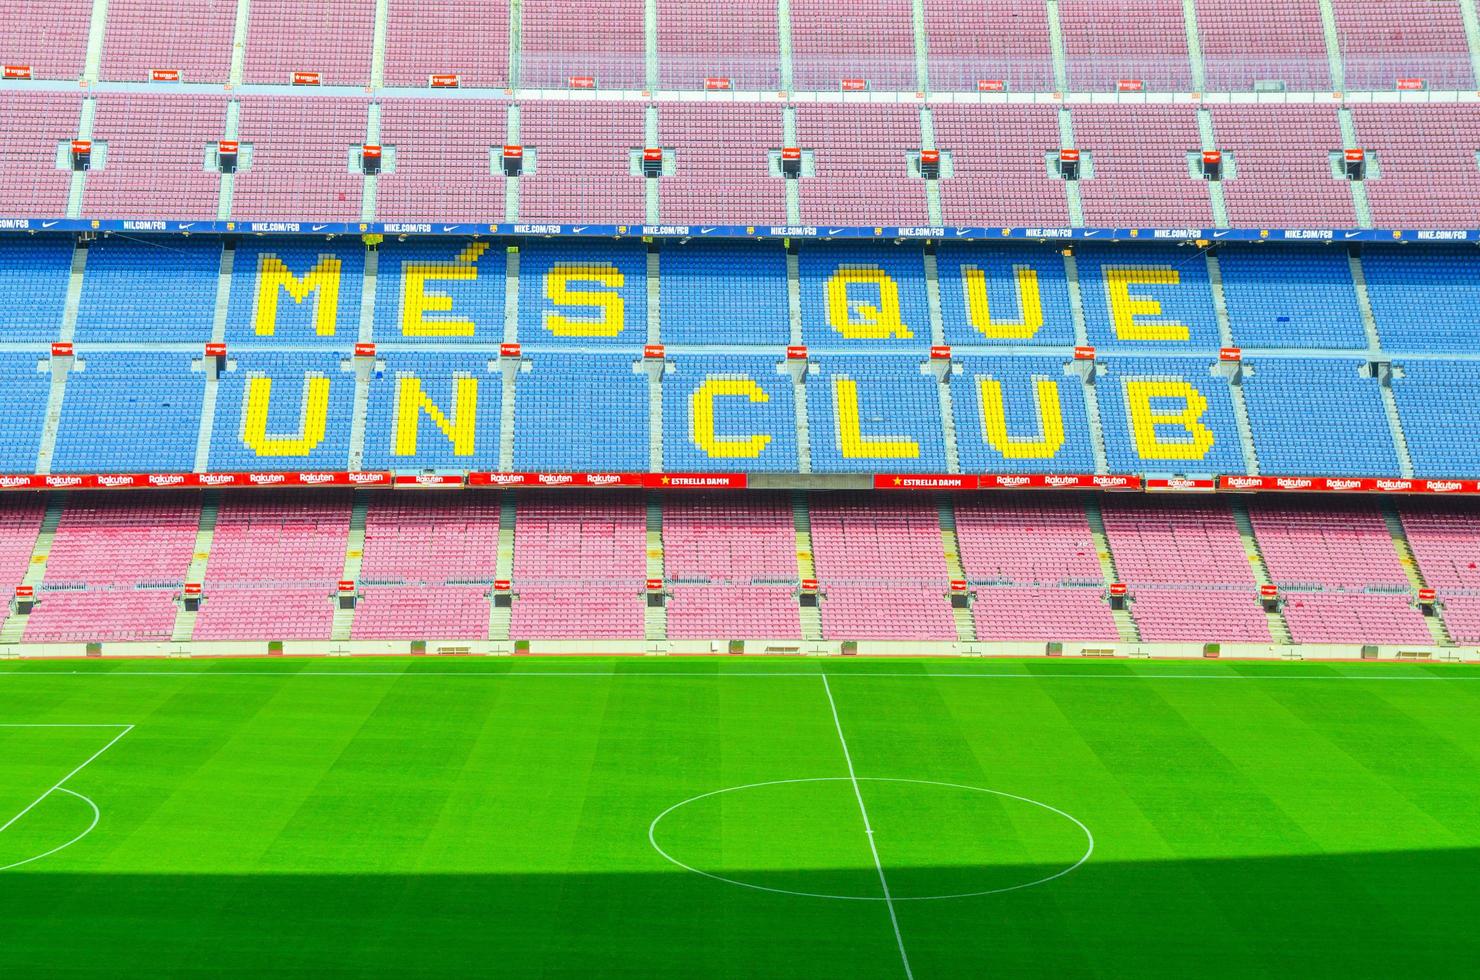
232, 97, 369, 222
520, 0, 646, 90
795, 104, 928, 226
517, 102, 647, 223
1332, 0, 1473, 91
932, 105, 1069, 227
0, 92, 80, 218
84, 93, 227, 220
662, 493, 800, 639
383, 0, 510, 89
377, 99, 505, 223
659, 104, 786, 225
923, 0, 1054, 93
101, 0, 236, 83
1350, 104, 1480, 229
0, 0, 91, 80
809, 495, 955, 640
0, 499, 45, 589
1195, 0, 1331, 91
509, 492, 646, 639
242, 0, 374, 86
1210, 105, 1355, 228
1074, 105, 1213, 227
1060, 0, 1193, 92
790, 0, 916, 91
657, 0, 780, 91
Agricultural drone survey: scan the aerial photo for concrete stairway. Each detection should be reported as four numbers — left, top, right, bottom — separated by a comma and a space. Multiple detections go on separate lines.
170, 492, 220, 642
936, 498, 976, 642
791, 491, 823, 641
1229, 499, 1294, 645
1382, 501, 1453, 647
1083, 496, 1141, 643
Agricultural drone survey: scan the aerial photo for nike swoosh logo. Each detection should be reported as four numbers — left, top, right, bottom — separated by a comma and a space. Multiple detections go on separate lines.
442, 225, 457, 232
955, 228, 971, 236
700, 227, 716, 234
571, 226, 587, 233
1213, 230, 1230, 238
41, 221, 58, 228
178, 222, 195, 230
1083, 230, 1099, 237
311, 224, 328, 231
1345, 231, 1361, 238
828, 229, 845, 235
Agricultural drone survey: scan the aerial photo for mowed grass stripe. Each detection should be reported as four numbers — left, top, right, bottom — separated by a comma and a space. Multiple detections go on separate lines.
0, 662, 1478, 977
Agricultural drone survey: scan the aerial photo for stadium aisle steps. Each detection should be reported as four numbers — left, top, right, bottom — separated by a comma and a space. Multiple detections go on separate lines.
1381, 499, 1453, 646
1083, 495, 1142, 643
645, 493, 667, 645
790, 491, 823, 642
1229, 498, 1294, 644
488, 492, 517, 645
0, 493, 65, 645
331, 492, 371, 642
935, 497, 977, 643
170, 491, 219, 642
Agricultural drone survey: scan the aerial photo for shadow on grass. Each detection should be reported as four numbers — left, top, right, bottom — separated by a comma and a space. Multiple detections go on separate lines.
2, 847, 1477, 978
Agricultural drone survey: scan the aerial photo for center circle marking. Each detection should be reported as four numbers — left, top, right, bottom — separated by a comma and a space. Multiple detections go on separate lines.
648, 777, 1093, 901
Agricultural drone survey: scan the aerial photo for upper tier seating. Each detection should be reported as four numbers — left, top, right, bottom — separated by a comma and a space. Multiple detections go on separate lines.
0, 92, 80, 218
1350, 104, 1480, 229
232, 98, 369, 223
1331, 0, 1473, 91
1217, 245, 1367, 349
83, 94, 227, 221
657, 0, 780, 92
923, 0, 1054, 92
794, 105, 928, 227
517, 102, 647, 223
658, 104, 787, 226
376, 101, 506, 224
1060, 0, 1193, 92
1208, 105, 1356, 229
790, 0, 916, 92
1074, 106, 1213, 228
0, 0, 91, 80
932, 105, 1069, 227
100, 0, 235, 83
520, 0, 646, 90
384, 0, 510, 89
242, 0, 374, 86
1194, 0, 1330, 91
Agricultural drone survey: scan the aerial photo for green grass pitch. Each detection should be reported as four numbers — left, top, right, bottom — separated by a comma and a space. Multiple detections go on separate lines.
2, 657, 1478, 978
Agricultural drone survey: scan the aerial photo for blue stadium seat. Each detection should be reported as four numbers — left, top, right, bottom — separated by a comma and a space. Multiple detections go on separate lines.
662, 355, 798, 472
513, 353, 649, 471
798, 244, 930, 350
806, 355, 947, 472
1218, 245, 1367, 349
1242, 357, 1399, 476
225, 238, 366, 348
373, 239, 505, 344
1362, 247, 1480, 353
517, 240, 647, 347
1095, 356, 1247, 474
1391, 360, 1480, 478
75, 237, 221, 343
0, 353, 55, 471
937, 245, 1076, 347
210, 351, 356, 470
1075, 245, 1221, 350
52, 353, 204, 473
0, 236, 73, 341
658, 241, 790, 346
363, 352, 501, 470
952, 355, 1096, 473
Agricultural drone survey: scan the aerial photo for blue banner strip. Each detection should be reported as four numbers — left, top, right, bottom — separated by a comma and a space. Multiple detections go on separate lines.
0, 218, 1471, 243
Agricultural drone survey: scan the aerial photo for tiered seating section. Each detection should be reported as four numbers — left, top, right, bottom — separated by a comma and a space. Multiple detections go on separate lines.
0, 490, 1466, 648
1, 1, 1479, 228
1, 235, 1479, 480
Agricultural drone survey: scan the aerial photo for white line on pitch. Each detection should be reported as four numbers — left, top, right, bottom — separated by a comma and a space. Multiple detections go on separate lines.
821, 674, 914, 980
0, 669, 1475, 681
0, 724, 133, 836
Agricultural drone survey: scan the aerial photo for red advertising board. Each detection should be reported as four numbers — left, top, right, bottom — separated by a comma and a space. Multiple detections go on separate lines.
150, 68, 181, 82
929, 345, 952, 360
3, 65, 32, 80
977, 79, 1005, 92
646, 473, 747, 489
429, 74, 460, 88
873, 474, 978, 490
292, 71, 321, 86
51, 342, 74, 357
568, 75, 596, 89
392, 474, 464, 488
841, 78, 868, 92
786, 345, 809, 360
704, 77, 732, 91
1145, 477, 1217, 492
1116, 79, 1144, 92
978, 474, 1140, 491
499, 342, 522, 358
1396, 78, 1425, 91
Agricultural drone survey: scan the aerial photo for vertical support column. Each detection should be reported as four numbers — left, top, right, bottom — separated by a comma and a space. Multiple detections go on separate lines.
1197, 109, 1228, 228
508, 0, 522, 90
347, 243, 377, 471
1459, 0, 1480, 88
370, 0, 389, 90
1057, 108, 1083, 227
504, 105, 521, 223
645, 104, 661, 225
776, 0, 794, 94
644, 0, 660, 93
82, 0, 110, 84
36, 243, 89, 474
67, 99, 97, 219
360, 102, 382, 223
1205, 251, 1259, 475
1062, 249, 1108, 473
783, 106, 801, 225
910, 0, 930, 94
1317, 0, 1346, 91
920, 107, 943, 227
1180, 0, 1206, 93
1044, 0, 1071, 94
229, 0, 251, 87
1337, 108, 1373, 228
217, 100, 241, 222
194, 242, 234, 472
499, 246, 520, 472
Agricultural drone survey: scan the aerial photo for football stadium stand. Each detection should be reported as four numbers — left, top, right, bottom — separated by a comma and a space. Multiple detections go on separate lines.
0, 1, 1478, 659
